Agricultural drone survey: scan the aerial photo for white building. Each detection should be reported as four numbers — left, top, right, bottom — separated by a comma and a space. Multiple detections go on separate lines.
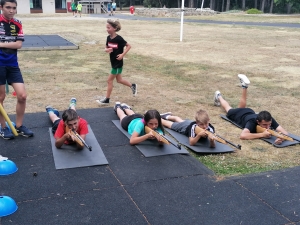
17, 0, 111, 14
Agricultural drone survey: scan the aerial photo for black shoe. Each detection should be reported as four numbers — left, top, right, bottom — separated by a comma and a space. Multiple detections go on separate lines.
96, 97, 110, 105
160, 112, 172, 120
131, 84, 137, 96
16, 125, 34, 137
114, 102, 121, 113
120, 103, 132, 110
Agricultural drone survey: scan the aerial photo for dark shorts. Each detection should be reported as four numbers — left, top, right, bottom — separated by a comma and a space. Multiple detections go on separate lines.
51, 119, 61, 134
227, 108, 256, 127
72, 9, 76, 12
121, 114, 143, 131
0, 66, 23, 85
171, 119, 193, 135
113, 8, 116, 11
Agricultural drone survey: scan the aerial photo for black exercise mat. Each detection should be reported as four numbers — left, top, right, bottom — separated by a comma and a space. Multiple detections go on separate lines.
49, 125, 108, 169
220, 114, 300, 147
165, 128, 234, 153
112, 120, 188, 157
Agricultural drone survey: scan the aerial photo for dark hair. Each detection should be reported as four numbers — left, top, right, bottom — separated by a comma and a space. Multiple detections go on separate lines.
62, 109, 78, 123
1, 0, 17, 7
144, 110, 164, 134
256, 110, 272, 122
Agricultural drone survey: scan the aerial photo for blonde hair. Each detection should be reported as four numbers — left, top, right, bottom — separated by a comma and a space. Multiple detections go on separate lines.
195, 109, 209, 124
107, 19, 121, 32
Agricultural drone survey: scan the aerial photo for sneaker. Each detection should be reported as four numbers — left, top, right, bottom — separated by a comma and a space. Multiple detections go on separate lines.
69, 97, 77, 108
238, 74, 250, 88
45, 105, 59, 117
114, 102, 121, 113
0, 127, 14, 140
160, 112, 172, 120
214, 91, 221, 106
96, 97, 110, 105
16, 125, 34, 137
131, 84, 137, 96
120, 103, 132, 110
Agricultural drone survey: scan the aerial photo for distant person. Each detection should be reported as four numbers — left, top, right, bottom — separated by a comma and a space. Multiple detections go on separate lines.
96, 19, 137, 105
71, 1, 77, 17
46, 98, 88, 150
0, 0, 34, 140
107, 2, 111, 16
114, 102, 164, 145
214, 74, 289, 145
76, 2, 82, 17
112, 1, 116, 16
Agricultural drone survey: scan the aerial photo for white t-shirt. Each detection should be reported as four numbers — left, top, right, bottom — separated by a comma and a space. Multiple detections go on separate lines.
112, 3, 116, 8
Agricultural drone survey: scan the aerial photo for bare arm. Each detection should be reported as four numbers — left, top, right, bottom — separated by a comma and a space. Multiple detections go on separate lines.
240, 128, 271, 140
130, 131, 153, 145
0, 40, 22, 49
116, 43, 131, 60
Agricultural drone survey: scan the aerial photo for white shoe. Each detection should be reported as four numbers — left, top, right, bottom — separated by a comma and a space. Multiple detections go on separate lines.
214, 91, 221, 106
238, 74, 250, 88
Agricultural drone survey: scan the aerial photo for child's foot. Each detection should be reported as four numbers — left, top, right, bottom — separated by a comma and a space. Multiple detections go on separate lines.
0, 127, 14, 140
120, 103, 132, 111
114, 102, 121, 113
96, 97, 110, 105
131, 84, 137, 96
160, 112, 172, 120
214, 91, 221, 106
45, 105, 60, 117
16, 125, 34, 137
238, 74, 250, 88
69, 97, 77, 108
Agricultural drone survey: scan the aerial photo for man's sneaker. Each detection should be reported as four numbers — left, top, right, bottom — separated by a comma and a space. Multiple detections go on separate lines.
214, 91, 221, 106
114, 102, 121, 113
16, 125, 34, 137
96, 97, 110, 105
160, 112, 172, 120
45, 105, 59, 117
69, 97, 77, 108
238, 74, 250, 88
131, 84, 137, 96
120, 103, 132, 110
0, 127, 14, 140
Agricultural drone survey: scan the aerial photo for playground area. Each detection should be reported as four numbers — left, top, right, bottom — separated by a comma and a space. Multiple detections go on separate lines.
4, 12, 300, 175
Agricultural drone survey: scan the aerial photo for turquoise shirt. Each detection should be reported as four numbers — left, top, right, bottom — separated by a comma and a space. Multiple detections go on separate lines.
128, 118, 163, 136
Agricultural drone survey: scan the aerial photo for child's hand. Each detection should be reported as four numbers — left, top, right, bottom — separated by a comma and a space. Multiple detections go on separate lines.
116, 54, 123, 60
147, 131, 156, 140
105, 48, 113, 53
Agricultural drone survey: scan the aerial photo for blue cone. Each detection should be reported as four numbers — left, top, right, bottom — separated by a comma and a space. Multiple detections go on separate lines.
0, 196, 18, 217
0, 159, 18, 176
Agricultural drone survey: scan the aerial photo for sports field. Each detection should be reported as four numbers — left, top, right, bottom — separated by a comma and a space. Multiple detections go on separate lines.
7, 13, 300, 176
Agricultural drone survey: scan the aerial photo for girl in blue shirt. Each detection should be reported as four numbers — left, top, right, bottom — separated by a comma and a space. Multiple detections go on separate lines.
115, 102, 164, 145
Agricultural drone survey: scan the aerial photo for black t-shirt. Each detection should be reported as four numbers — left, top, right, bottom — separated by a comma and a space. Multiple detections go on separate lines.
227, 108, 279, 133
106, 35, 127, 69
184, 121, 215, 138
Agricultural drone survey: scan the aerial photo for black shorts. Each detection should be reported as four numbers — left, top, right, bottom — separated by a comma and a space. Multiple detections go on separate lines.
0, 66, 23, 85
227, 108, 256, 127
51, 119, 61, 134
113, 8, 116, 11
121, 114, 143, 131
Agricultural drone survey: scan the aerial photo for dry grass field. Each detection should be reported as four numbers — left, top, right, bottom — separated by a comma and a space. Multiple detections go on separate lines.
5, 13, 300, 176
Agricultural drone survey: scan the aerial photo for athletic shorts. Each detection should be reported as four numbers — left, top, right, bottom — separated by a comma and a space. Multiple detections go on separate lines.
171, 119, 193, 135
51, 119, 61, 134
113, 8, 116, 11
121, 114, 143, 131
0, 66, 24, 85
111, 67, 122, 75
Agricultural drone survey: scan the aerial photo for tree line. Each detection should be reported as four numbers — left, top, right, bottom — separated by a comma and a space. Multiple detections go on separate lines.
118, 0, 300, 14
